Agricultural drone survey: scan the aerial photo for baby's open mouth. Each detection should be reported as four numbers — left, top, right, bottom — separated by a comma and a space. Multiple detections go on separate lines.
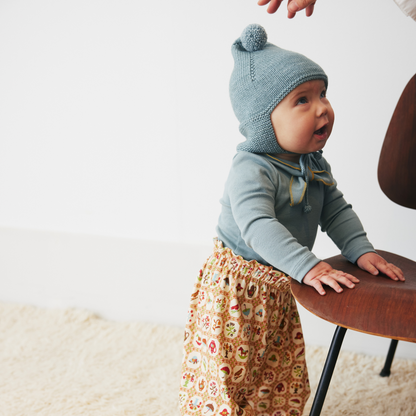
314, 125, 327, 135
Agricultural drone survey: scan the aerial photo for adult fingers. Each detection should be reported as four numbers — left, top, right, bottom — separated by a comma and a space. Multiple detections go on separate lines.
305, 2, 315, 16
268, 0, 284, 14
258, 0, 284, 14
287, 0, 316, 18
294, 0, 316, 9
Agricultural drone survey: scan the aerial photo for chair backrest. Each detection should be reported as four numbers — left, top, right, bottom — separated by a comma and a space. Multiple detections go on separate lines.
378, 74, 416, 210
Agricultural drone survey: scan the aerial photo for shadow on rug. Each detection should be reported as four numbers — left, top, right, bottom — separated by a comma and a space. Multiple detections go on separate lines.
0, 303, 415, 415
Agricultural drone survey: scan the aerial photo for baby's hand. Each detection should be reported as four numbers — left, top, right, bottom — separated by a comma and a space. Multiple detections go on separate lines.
303, 261, 359, 296
356, 252, 405, 282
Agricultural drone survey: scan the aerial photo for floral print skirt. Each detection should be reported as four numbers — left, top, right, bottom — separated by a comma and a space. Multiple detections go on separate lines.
179, 239, 310, 416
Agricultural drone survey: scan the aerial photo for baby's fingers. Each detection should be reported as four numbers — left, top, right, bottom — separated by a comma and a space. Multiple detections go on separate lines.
377, 262, 405, 282
307, 279, 327, 296
309, 271, 358, 296
357, 253, 405, 282
326, 270, 358, 291
319, 274, 344, 294
338, 271, 360, 284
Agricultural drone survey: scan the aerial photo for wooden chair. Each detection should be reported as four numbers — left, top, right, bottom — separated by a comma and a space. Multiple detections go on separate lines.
291, 73, 416, 416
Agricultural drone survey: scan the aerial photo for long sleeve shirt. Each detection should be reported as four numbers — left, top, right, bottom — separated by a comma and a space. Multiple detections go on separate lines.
216, 151, 375, 282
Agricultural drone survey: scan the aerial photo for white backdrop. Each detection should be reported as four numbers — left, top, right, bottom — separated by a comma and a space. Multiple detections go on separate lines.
0, 0, 416, 357
1, 0, 415, 252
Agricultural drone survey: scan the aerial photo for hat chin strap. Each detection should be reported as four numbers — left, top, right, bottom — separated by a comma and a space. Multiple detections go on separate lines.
237, 114, 290, 154
299, 151, 324, 213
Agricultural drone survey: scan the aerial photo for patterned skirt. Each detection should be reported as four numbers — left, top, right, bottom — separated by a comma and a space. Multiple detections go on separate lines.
179, 239, 310, 416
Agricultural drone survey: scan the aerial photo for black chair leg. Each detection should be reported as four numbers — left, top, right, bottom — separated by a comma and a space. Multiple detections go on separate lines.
380, 339, 399, 377
309, 325, 347, 416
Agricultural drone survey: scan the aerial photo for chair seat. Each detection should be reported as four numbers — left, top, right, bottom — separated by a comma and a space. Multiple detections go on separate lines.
291, 250, 416, 342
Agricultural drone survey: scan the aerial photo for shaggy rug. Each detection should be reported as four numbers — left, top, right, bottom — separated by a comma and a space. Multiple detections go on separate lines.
0, 303, 415, 416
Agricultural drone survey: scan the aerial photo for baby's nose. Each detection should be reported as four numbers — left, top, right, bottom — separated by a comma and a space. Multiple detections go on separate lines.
317, 103, 328, 117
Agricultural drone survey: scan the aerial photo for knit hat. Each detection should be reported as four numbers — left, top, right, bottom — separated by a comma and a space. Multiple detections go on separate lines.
230, 24, 328, 154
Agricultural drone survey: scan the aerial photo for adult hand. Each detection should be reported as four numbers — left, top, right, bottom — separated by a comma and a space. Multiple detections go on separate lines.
257, 0, 316, 18
303, 261, 359, 296
357, 252, 405, 282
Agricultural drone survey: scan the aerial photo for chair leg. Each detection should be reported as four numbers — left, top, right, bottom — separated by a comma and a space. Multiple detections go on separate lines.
380, 339, 399, 377
309, 326, 347, 416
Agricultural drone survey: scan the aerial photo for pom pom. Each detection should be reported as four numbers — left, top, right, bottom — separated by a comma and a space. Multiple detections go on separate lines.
241, 24, 267, 52
314, 150, 323, 160
304, 204, 312, 214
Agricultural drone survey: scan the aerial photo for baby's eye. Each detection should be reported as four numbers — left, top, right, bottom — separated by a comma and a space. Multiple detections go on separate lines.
320, 89, 327, 98
297, 97, 308, 105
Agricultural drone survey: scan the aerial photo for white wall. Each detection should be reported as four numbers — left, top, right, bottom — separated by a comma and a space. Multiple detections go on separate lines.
0, 0, 415, 358
1, 227, 415, 360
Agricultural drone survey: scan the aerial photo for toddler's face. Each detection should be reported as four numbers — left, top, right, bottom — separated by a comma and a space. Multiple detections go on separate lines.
270, 80, 334, 162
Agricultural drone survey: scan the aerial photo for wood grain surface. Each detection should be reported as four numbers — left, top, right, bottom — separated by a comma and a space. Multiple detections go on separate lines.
291, 250, 416, 342
378, 73, 416, 209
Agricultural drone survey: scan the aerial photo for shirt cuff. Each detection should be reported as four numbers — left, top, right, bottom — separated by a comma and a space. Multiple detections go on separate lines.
394, 0, 416, 20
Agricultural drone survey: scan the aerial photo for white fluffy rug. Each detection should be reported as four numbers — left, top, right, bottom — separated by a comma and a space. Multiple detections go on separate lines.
0, 303, 415, 416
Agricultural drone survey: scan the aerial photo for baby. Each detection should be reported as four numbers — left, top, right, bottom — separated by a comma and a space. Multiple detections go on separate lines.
179, 24, 403, 416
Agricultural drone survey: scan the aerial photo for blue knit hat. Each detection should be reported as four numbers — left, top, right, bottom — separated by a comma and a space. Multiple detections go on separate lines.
230, 24, 328, 154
